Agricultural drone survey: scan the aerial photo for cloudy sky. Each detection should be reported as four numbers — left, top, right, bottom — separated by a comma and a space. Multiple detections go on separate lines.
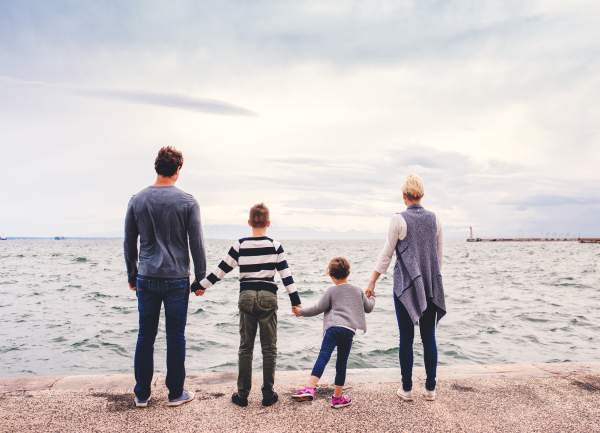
1, 0, 599, 239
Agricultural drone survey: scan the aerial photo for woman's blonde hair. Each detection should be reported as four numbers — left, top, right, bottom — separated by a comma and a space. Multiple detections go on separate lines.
401, 174, 425, 199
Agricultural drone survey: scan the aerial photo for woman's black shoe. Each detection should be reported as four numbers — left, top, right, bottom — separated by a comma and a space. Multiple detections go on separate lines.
232, 392, 248, 407
262, 392, 278, 407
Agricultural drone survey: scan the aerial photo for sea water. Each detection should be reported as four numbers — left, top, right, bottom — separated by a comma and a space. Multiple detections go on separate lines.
0, 239, 599, 377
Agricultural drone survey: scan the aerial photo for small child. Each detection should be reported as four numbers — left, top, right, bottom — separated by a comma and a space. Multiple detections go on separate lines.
292, 257, 375, 408
199, 203, 301, 408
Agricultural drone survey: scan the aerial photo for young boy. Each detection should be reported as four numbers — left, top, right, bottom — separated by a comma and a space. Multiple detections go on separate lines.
198, 203, 301, 407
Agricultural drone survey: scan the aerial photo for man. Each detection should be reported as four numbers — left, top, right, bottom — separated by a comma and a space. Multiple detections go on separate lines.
124, 146, 206, 407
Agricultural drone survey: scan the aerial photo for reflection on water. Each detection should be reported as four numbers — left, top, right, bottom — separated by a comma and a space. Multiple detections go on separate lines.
0, 239, 599, 377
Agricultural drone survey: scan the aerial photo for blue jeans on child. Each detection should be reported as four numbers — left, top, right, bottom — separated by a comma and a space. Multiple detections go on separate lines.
394, 294, 437, 391
134, 275, 190, 401
311, 326, 355, 386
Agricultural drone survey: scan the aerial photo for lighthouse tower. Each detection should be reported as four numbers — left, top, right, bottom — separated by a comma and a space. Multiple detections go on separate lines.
467, 227, 476, 242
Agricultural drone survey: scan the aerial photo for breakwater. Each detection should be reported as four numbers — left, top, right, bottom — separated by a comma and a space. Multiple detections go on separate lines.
467, 238, 600, 243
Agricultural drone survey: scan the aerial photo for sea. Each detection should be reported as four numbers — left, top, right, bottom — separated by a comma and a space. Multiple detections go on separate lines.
1, 239, 599, 377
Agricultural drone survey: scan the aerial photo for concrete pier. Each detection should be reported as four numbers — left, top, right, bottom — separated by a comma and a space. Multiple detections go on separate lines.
466, 238, 600, 243
1, 362, 599, 432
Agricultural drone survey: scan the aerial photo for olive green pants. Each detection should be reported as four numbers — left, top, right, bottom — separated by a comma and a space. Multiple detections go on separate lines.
237, 290, 278, 399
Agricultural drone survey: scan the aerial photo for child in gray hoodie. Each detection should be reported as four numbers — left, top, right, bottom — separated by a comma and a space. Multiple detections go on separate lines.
291, 257, 375, 408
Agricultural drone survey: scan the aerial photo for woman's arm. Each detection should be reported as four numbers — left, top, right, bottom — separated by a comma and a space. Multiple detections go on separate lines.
366, 215, 406, 297
365, 271, 380, 298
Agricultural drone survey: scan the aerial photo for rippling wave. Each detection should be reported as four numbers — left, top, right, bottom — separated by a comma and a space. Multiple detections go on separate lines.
0, 239, 598, 377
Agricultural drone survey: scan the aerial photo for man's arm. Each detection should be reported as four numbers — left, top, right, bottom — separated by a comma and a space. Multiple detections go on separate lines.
274, 242, 301, 307
199, 241, 240, 289
123, 198, 139, 290
188, 198, 207, 289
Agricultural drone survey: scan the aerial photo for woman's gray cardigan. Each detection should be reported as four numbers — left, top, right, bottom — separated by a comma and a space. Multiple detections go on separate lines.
299, 283, 376, 335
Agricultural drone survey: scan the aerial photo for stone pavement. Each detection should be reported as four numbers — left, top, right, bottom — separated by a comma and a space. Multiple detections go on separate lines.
1, 363, 599, 432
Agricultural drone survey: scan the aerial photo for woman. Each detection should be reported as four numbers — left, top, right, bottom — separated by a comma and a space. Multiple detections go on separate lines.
365, 174, 446, 402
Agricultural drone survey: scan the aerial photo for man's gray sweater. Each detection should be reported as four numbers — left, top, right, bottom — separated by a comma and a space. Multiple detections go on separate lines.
299, 283, 375, 335
124, 185, 206, 285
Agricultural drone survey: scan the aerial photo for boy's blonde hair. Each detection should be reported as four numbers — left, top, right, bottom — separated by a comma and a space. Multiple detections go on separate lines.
249, 203, 270, 228
328, 257, 350, 279
401, 174, 425, 199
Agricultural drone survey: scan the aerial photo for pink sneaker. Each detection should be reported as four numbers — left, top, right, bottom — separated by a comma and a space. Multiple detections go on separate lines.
292, 386, 315, 402
331, 394, 352, 409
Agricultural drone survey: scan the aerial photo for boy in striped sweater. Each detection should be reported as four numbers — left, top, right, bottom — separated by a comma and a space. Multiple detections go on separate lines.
198, 203, 301, 407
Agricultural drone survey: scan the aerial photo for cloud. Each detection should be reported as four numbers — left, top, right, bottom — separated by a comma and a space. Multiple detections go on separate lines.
0, 1, 599, 239
0, 75, 257, 116
499, 195, 600, 208
248, 145, 600, 238
72, 88, 258, 116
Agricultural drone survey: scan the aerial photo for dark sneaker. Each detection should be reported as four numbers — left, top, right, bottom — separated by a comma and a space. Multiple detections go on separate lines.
232, 392, 248, 407
262, 391, 279, 407
167, 390, 195, 407
135, 394, 151, 408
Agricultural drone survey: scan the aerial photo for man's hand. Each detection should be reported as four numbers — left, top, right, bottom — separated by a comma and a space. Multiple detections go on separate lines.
129, 282, 136, 291
292, 305, 302, 317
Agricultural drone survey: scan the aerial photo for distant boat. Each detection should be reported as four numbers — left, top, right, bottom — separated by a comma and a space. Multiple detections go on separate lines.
55, 236, 66, 240
0, 234, 6, 240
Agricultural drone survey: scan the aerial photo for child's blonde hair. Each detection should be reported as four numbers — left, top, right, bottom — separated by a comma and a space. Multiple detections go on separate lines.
401, 174, 425, 199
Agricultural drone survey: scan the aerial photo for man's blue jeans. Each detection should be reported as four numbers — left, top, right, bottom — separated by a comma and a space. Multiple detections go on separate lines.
394, 294, 437, 391
311, 327, 355, 386
134, 275, 190, 401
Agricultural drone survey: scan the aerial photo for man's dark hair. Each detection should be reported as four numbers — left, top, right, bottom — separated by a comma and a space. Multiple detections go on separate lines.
249, 203, 270, 228
155, 146, 184, 177
328, 257, 350, 279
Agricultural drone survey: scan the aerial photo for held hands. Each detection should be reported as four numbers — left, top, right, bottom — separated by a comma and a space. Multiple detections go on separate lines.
192, 280, 206, 296
365, 270, 380, 298
292, 305, 302, 317
365, 282, 376, 298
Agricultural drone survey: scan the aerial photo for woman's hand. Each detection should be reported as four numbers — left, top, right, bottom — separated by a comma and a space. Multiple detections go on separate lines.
292, 305, 302, 317
365, 283, 376, 298
365, 271, 381, 298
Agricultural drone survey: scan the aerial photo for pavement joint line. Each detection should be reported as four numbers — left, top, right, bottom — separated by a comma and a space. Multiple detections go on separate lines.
533, 364, 562, 376
482, 363, 556, 377
48, 377, 64, 390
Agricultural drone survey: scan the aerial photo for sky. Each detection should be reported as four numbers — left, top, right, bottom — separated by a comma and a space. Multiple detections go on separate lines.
1, 0, 599, 239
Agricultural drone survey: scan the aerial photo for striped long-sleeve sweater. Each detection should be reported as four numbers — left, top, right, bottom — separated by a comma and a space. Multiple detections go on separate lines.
199, 236, 301, 306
